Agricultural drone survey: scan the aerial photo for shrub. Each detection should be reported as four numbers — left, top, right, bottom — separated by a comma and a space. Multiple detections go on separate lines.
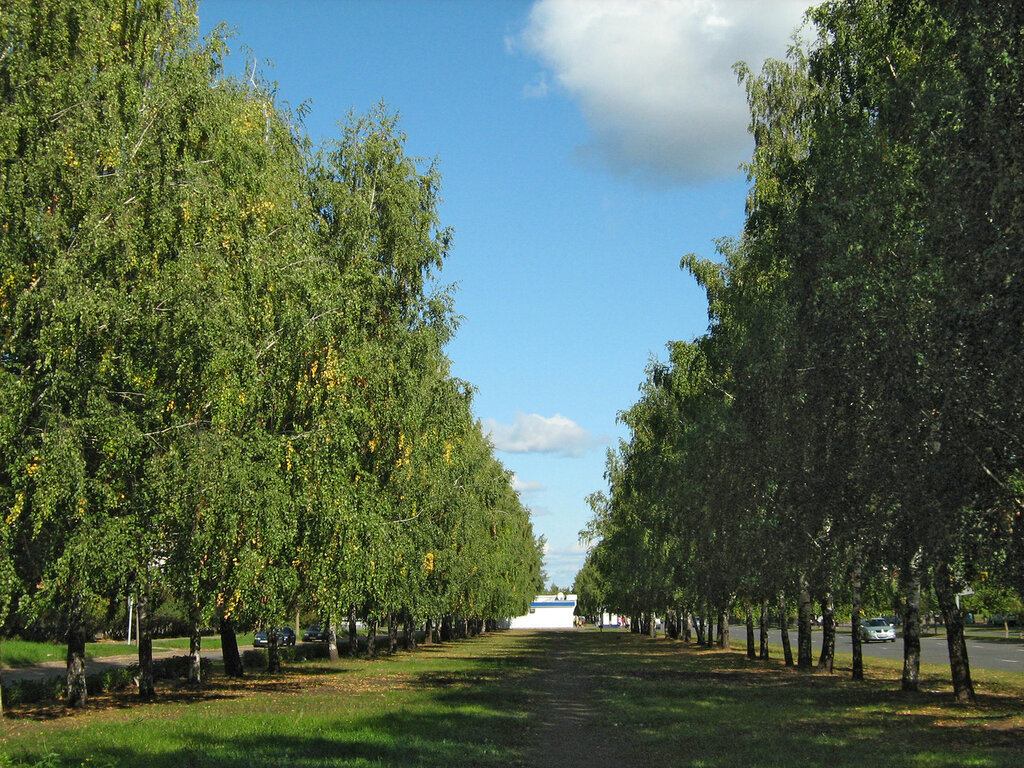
282, 643, 330, 663
241, 649, 266, 670
1, 655, 213, 706
1, 675, 64, 705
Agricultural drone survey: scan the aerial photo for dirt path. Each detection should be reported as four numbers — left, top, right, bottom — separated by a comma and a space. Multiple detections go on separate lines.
522, 631, 635, 768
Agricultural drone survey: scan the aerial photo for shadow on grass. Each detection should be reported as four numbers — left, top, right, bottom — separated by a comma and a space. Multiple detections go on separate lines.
2, 633, 555, 768
581, 633, 1024, 768
5, 631, 1023, 768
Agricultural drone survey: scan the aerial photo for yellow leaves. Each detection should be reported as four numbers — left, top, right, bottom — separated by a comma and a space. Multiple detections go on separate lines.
443, 441, 453, 466
394, 432, 413, 468
182, 200, 191, 224
26, 456, 40, 476
423, 551, 435, 573
65, 147, 79, 168
6, 492, 25, 525
368, 437, 379, 453
217, 590, 240, 619
165, 399, 175, 413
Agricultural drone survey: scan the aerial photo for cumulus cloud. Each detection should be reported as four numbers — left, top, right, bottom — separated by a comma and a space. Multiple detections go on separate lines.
483, 412, 596, 457
518, 0, 813, 184
542, 541, 590, 585
511, 474, 546, 494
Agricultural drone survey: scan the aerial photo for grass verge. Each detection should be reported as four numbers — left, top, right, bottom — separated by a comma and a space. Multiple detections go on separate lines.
1, 636, 255, 668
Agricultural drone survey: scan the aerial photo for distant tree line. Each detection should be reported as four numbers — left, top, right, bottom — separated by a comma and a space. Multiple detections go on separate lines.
577, 0, 1024, 705
0, 0, 543, 713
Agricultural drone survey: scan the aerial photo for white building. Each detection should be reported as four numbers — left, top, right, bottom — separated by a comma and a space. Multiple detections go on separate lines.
507, 593, 578, 629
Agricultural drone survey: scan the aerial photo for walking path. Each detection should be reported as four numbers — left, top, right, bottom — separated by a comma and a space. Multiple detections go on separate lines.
523, 632, 635, 768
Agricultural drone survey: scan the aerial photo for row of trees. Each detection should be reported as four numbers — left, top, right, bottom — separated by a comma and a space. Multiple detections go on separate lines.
0, 0, 543, 713
578, 0, 1024, 705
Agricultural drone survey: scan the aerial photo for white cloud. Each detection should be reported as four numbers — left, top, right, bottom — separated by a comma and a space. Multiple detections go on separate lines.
511, 474, 546, 494
518, 0, 813, 184
542, 541, 589, 586
483, 412, 596, 457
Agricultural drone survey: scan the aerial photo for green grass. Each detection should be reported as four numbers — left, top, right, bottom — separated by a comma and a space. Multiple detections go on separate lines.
1, 630, 1022, 768
0, 636, 253, 668
1, 633, 545, 768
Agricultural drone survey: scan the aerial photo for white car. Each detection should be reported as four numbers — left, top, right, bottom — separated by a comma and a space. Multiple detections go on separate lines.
860, 617, 897, 643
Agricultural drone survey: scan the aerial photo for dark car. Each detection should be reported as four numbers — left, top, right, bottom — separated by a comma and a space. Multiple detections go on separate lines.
253, 626, 296, 647
302, 624, 328, 642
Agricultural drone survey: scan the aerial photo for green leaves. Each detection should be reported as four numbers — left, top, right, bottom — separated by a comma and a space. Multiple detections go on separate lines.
0, 1, 540, 678
587, 2, 1024, 665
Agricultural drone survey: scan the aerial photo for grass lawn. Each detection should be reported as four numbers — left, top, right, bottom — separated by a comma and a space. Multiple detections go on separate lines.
0, 637, 237, 668
1, 635, 260, 668
1, 629, 1022, 768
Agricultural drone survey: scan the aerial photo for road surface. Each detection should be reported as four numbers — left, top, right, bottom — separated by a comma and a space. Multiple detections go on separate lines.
738, 626, 1024, 673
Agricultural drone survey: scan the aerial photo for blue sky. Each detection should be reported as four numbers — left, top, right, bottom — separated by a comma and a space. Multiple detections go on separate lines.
198, 0, 813, 588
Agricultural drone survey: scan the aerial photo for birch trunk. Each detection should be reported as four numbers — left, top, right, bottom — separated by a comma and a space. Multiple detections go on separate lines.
327, 616, 340, 662
66, 609, 88, 708
137, 592, 155, 699
759, 600, 769, 660
387, 612, 398, 654
935, 563, 975, 705
851, 561, 864, 681
797, 575, 814, 670
745, 608, 756, 658
901, 553, 923, 692
779, 595, 794, 667
348, 604, 359, 657
220, 615, 244, 678
817, 591, 836, 673
267, 626, 281, 674
188, 601, 203, 685
366, 616, 378, 658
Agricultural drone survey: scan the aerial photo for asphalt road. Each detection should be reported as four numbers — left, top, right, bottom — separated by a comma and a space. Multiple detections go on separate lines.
740, 626, 1024, 673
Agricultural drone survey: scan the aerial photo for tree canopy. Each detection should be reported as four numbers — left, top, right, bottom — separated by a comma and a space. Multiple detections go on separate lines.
0, 0, 542, 710
581, 0, 1024, 705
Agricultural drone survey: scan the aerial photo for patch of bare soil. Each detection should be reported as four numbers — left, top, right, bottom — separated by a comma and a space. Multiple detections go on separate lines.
521, 632, 635, 768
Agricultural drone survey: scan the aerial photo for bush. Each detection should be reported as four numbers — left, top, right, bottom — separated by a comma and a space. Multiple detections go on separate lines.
283, 643, 330, 663
241, 649, 266, 670
1, 675, 63, 706
1, 655, 213, 706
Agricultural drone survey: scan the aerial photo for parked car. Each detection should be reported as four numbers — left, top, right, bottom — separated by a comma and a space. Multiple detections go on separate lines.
302, 624, 327, 642
253, 626, 296, 647
860, 617, 896, 643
